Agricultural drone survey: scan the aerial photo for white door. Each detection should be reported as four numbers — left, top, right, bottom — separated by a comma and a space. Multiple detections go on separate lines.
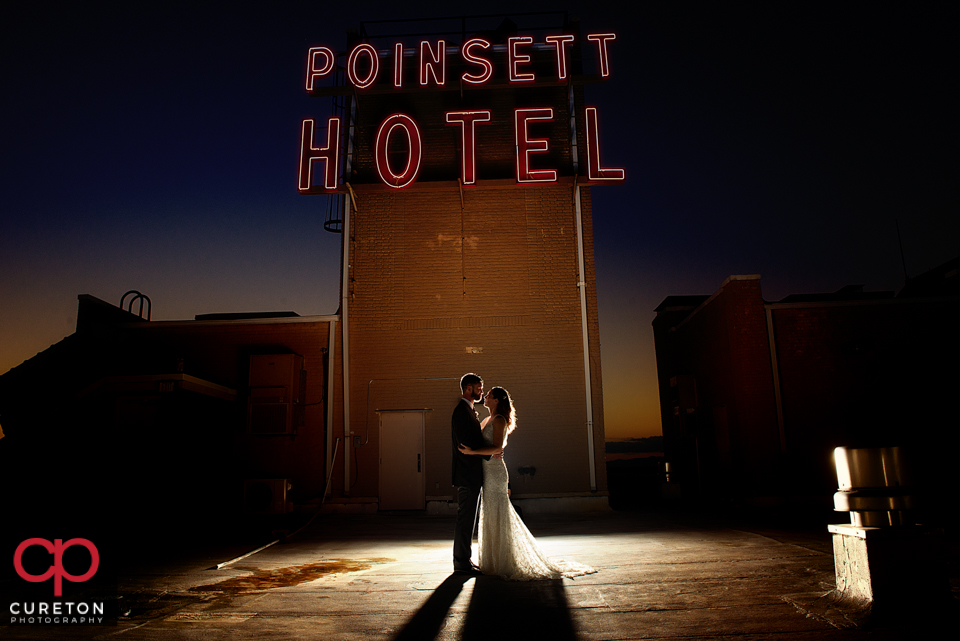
379, 412, 425, 510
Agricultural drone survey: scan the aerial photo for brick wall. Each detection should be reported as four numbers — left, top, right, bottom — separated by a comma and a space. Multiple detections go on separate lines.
654, 276, 960, 506
342, 182, 607, 500
128, 319, 334, 498
653, 277, 779, 499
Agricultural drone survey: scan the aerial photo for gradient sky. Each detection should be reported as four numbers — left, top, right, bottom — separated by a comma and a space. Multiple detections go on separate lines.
2, 2, 956, 440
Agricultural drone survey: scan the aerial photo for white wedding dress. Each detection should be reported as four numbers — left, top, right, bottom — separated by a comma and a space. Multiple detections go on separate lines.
477, 423, 597, 580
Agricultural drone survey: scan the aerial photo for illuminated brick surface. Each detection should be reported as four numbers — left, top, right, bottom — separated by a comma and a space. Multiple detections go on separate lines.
337, 182, 608, 500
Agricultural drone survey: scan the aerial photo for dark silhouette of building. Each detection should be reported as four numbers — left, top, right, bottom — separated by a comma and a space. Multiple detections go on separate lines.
0, 294, 336, 539
652, 259, 959, 524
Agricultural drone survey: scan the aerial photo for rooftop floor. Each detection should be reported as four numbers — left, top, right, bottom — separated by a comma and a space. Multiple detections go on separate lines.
3, 509, 957, 640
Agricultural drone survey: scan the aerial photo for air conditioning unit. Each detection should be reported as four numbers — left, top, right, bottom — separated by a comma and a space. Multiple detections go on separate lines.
244, 478, 293, 514
247, 354, 305, 434
248, 389, 291, 434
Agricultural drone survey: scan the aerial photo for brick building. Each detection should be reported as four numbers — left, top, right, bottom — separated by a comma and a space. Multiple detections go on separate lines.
652, 265, 959, 519
313, 15, 614, 512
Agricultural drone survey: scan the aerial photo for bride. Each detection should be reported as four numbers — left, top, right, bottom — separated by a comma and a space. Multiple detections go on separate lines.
458, 387, 596, 580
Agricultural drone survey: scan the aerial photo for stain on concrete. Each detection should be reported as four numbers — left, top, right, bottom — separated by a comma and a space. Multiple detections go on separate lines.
117, 591, 206, 620
190, 558, 394, 593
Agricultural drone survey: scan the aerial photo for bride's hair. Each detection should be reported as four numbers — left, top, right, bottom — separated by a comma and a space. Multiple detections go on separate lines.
490, 387, 517, 442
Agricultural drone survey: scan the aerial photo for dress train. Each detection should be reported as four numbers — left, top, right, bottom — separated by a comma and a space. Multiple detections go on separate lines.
477, 424, 596, 580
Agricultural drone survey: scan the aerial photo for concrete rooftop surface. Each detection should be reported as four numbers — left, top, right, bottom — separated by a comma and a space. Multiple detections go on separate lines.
4, 509, 958, 640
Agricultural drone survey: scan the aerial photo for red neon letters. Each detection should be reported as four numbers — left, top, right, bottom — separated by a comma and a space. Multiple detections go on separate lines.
507, 37, 536, 83
299, 117, 341, 192
515, 108, 557, 183
300, 108, 624, 189
445, 111, 492, 185
584, 107, 625, 181
323, 33, 616, 90
586, 33, 616, 77
394, 43, 404, 88
460, 38, 493, 84
375, 114, 423, 188
347, 43, 379, 89
305, 47, 335, 91
420, 40, 446, 86
299, 31, 623, 190
544, 35, 575, 80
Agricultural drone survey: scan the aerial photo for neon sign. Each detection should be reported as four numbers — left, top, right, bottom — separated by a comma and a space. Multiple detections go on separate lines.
544, 35, 575, 81
299, 32, 625, 192
445, 110, 492, 185
507, 37, 536, 83
584, 108, 625, 182
419, 40, 446, 87
460, 38, 493, 85
374, 114, 423, 188
585, 33, 616, 77
347, 43, 379, 89
306, 33, 617, 89
515, 108, 556, 183
299, 117, 340, 191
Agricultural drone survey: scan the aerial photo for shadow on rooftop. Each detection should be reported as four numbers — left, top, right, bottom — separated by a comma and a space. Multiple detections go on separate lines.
462, 575, 578, 641
392, 572, 579, 641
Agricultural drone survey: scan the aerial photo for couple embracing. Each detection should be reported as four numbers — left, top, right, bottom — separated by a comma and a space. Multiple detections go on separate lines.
451, 373, 595, 580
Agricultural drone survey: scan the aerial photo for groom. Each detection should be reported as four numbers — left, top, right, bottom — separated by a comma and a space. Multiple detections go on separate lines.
451, 372, 493, 575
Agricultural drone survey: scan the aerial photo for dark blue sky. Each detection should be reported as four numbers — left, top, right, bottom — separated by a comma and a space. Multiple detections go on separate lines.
2, 2, 956, 438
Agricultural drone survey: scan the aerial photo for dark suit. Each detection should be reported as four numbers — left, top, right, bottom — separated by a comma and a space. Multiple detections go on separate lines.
451, 397, 489, 571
